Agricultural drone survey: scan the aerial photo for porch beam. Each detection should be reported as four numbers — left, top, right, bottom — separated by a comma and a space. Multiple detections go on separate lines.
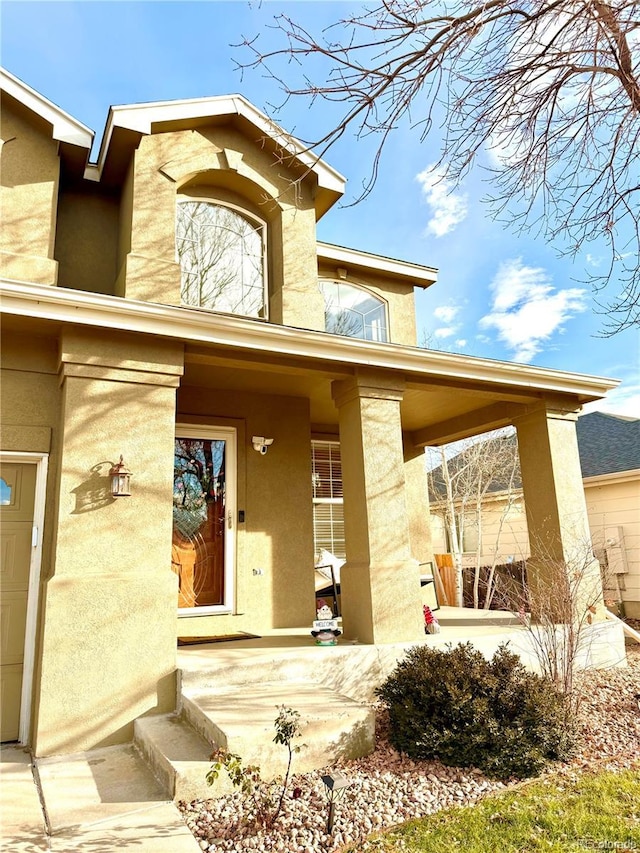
411, 402, 528, 447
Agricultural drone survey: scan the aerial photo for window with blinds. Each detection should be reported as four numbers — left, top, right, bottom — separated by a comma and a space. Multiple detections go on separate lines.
311, 440, 345, 561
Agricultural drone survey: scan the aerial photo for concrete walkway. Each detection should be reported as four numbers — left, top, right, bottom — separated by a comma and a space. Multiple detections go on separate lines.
0, 743, 200, 852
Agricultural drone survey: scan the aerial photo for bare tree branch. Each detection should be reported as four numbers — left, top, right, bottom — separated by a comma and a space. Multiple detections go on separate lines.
240, 0, 640, 334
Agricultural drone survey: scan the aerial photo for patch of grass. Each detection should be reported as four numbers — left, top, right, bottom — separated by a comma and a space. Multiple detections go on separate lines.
347, 769, 640, 853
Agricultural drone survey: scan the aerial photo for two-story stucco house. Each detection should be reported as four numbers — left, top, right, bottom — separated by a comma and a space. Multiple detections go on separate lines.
0, 68, 622, 756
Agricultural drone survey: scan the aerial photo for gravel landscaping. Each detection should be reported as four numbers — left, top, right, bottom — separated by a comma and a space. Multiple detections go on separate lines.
179, 641, 640, 853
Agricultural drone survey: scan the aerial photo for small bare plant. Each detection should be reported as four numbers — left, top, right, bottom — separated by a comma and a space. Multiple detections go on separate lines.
497, 534, 608, 720
206, 705, 304, 829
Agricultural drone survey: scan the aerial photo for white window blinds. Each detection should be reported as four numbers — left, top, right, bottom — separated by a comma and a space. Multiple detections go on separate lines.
311, 441, 345, 561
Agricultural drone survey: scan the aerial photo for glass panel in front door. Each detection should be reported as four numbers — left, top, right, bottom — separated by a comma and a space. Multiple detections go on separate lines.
172, 437, 226, 607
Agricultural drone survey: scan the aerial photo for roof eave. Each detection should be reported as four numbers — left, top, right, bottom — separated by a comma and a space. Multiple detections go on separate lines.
0, 67, 94, 150
0, 279, 619, 403
85, 94, 346, 206
317, 242, 438, 288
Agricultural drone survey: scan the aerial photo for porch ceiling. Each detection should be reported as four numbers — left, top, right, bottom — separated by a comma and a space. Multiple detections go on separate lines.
182, 345, 587, 445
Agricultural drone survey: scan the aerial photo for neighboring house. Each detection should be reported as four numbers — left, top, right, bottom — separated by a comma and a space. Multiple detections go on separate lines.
0, 68, 621, 755
429, 412, 640, 617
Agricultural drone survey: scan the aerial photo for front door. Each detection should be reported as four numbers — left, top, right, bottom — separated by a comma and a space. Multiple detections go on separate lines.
171, 427, 236, 613
0, 462, 36, 741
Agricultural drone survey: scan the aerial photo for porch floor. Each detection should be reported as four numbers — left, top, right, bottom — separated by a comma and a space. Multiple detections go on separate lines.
176, 607, 528, 707
177, 606, 522, 660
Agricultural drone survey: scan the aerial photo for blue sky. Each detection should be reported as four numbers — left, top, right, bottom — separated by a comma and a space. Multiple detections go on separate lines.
2, 1, 638, 416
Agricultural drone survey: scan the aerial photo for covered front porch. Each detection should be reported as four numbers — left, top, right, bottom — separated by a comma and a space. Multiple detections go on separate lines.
0, 282, 622, 759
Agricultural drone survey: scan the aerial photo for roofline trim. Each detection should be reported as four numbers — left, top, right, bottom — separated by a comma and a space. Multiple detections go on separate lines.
0, 279, 619, 401
0, 68, 94, 149
317, 242, 438, 286
88, 93, 346, 196
582, 468, 640, 486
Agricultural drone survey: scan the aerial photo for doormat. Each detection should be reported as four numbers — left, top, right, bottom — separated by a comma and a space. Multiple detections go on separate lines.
178, 633, 260, 646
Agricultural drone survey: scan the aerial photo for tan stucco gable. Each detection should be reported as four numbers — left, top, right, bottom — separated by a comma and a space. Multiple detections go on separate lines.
0, 70, 95, 288
0, 68, 93, 150
85, 94, 345, 218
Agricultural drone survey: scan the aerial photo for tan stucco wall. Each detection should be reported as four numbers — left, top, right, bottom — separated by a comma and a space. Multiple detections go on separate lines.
31, 329, 184, 756
515, 407, 604, 622
115, 159, 134, 296
0, 96, 59, 285
317, 263, 418, 346
176, 385, 316, 635
55, 186, 119, 294
0, 329, 60, 568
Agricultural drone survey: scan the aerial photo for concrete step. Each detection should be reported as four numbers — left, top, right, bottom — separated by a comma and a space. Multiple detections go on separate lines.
35, 744, 201, 851
134, 713, 232, 803
181, 680, 375, 784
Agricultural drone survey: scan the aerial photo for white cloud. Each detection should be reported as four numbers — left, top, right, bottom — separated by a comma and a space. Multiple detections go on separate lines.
434, 326, 456, 339
479, 258, 588, 362
434, 305, 459, 323
582, 383, 640, 418
416, 164, 468, 237
455, 339, 467, 348
486, 129, 524, 169
430, 302, 465, 342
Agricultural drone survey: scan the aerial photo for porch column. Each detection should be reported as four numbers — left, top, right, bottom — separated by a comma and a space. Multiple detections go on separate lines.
32, 329, 184, 756
514, 404, 604, 621
332, 373, 424, 644
403, 437, 434, 565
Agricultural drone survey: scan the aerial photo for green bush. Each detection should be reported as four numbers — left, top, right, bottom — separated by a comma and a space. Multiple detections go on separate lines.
375, 642, 576, 779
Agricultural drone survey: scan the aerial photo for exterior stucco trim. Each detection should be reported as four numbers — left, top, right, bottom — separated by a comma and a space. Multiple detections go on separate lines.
88, 94, 345, 197
317, 242, 438, 287
1, 278, 619, 402
0, 68, 93, 149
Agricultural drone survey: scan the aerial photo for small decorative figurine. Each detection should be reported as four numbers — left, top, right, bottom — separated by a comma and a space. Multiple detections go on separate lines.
423, 604, 440, 634
311, 601, 342, 645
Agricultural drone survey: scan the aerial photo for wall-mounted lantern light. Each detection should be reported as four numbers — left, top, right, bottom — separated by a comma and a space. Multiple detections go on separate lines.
321, 770, 351, 834
109, 455, 132, 497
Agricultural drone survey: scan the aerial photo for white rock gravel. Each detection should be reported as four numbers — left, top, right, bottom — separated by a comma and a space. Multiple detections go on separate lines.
179, 644, 640, 853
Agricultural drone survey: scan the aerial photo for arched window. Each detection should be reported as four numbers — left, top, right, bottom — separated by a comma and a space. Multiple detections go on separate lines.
176, 201, 266, 318
319, 280, 388, 342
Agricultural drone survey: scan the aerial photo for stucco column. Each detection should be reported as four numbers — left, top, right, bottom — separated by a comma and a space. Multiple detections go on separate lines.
514, 404, 604, 621
32, 330, 184, 756
403, 438, 434, 565
332, 373, 424, 644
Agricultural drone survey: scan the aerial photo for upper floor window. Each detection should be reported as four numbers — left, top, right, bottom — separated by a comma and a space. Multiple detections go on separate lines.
176, 201, 266, 318
320, 280, 388, 342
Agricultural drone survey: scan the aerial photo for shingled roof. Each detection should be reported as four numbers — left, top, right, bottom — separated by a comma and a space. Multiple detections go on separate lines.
576, 411, 640, 477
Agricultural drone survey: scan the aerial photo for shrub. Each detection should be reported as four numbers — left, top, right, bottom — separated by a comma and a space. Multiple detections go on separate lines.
375, 642, 576, 779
